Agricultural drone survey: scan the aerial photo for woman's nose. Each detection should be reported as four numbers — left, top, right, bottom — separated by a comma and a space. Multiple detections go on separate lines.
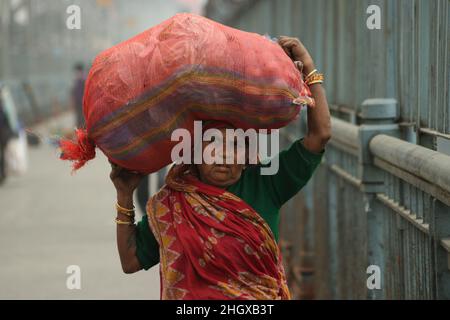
217, 145, 235, 164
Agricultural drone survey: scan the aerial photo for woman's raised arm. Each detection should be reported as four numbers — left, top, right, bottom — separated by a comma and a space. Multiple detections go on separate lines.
278, 36, 332, 153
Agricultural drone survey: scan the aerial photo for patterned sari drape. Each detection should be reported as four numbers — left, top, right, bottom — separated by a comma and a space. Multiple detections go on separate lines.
146, 166, 290, 300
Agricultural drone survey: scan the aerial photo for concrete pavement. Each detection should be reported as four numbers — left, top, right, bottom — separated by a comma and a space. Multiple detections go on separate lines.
0, 112, 160, 299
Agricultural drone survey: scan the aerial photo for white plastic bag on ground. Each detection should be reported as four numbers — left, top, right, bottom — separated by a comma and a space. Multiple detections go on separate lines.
5, 129, 28, 176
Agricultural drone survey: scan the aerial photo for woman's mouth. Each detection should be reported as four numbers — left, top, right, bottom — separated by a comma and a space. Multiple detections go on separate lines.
214, 165, 230, 172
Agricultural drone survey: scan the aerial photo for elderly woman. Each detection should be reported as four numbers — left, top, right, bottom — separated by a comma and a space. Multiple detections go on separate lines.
110, 37, 331, 300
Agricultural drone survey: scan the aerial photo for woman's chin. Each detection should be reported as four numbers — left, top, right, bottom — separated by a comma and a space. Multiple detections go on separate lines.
208, 175, 235, 188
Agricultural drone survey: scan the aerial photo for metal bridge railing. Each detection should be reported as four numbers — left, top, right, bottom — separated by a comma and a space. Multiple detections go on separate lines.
370, 134, 450, 299
279, 99, 450, 299
310, 99, 450, 299
205, 0, 450, 299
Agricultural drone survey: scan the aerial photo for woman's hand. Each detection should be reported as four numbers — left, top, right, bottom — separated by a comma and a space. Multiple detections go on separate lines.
109, 160, 144, 196
277, 36, 315, 74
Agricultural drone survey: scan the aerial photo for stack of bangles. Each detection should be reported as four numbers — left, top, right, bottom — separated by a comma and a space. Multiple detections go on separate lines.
115, 203, 135, 226
304, 69, 324, 86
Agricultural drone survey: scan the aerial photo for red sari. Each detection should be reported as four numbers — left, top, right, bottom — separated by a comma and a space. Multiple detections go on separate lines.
146, 166, 291, 300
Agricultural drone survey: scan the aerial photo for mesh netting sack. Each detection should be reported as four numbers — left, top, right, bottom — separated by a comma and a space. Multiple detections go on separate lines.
60, 13, 314, 173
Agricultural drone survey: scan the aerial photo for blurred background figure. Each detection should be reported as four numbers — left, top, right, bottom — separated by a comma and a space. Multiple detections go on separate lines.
0, 84, 25, 184
71, 63, 86, 128
0, 95, 14, 184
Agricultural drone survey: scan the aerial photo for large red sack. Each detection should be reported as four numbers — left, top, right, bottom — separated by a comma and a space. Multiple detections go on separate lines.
60, 13, 314, 173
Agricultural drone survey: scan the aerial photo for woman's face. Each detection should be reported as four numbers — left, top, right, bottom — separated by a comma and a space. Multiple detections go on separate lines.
196, 127, 246, 188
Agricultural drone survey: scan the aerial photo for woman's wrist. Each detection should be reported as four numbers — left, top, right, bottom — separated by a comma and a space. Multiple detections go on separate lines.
116, 192, 134, 209
116, 192, 135, 223
302, 60, 316, 76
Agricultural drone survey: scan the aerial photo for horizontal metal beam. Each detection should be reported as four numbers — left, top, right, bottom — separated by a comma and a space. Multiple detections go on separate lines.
419, 127, 450, 141
370, 134, 450, 194
441, 238, 450, 253
329, 104, 356, 116
329, 164, 362, 188
374, 157, 450, 207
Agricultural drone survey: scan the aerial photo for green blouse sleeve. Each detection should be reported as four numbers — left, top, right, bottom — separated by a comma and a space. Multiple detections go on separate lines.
135, 214, 160, 270
261, 138, 324, 208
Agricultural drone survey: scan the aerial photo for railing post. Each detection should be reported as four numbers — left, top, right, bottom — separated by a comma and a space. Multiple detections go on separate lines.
358, 98, 399, 299
358, 98, 399, 190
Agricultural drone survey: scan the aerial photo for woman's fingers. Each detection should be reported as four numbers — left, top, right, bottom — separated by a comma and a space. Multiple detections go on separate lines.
278, 37, 299, 59
109, 158, 143, 184
278, 36, 311, 64
112, 167, 142, 181
278, 37, 292, 46
278, 37, 302, 53
109, 160, 124, 180
278, 35, 292, 42
278, 40, 293, 56
278, 36, 297, 44
278, 39, 292, 48
110, 167, 122, 180
281, 47, 293, 59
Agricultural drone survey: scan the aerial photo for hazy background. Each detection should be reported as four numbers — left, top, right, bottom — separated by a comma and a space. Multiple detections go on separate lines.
0, 0, 206, 300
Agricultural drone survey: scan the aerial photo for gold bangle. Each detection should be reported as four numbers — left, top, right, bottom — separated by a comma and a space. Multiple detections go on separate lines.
305, 72, 322, 82
307, 79, 324, 86
305, 69, 318, 79
305, 73, 324, 85
115, 218, 135, 226
116, 203, 135, 218
116, 202, 135, 212
117, 210, 135, 218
